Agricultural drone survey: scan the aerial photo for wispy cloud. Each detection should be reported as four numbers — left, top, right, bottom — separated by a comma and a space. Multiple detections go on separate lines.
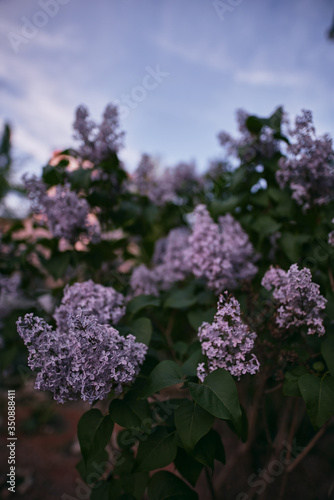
234, 69, 306, 87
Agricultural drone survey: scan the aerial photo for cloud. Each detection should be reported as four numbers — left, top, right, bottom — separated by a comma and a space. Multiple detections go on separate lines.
234, 69, 306, 87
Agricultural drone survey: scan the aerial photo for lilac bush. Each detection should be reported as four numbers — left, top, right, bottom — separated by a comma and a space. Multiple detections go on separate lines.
54, 280, 125, 330
128, 264, 160, 298
131, 154, 201, 205
16, 310, 147, 404
23, 174, 100, 242
184, 204, 258, 293
276, 109, 334, 211
197, 292, 260, 382
261, 264, 327, 336
218, 108, 281, 161
73, 104, 124, 163
129, 227, 189, 297
2, 105, 334, 499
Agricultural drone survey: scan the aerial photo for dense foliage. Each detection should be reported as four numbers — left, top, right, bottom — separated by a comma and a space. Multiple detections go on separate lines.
1, 104, 334, 499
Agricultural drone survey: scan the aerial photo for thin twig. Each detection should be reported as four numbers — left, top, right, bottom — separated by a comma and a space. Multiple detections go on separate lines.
264, 383, 283, 394
328, 266, 334, 292
286, 418, 333, 473
277, 399, 302, 500
262, 398, 273, 446
273, 398, 294, 454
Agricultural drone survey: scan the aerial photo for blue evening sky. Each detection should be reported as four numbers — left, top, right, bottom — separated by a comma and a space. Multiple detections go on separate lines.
1, 0, 333, 175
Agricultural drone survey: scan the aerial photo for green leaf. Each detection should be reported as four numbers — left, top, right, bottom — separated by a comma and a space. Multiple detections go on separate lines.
127, 295, 160, 315
90, 479, 122, 500
267, 187, 284, 203
182, 349, 206, 377
148, 471, 198, 500
321, 335, 334, 376
42, 164, 63, 186
141, 360, 184, 397
283, 366, 308, 397
130, 317, 152, 346
279, 232, 310, 262
192, 429, 225, 470
76, 448, 109, 484
210, 196, 243, 216
268, 106, 284, 133
77, 409, 113, 464
245, 115, 263, 134
109, 398, 151, 430
164, 286, 197, 309
135, 427, 177, 472
172, 341, 188, 358
40, 251, 71, 280
188, 369, 242, 434
251, 215, 281, 236
69, 168, 91, 189
298, 374, 334, 428
122, 472, 149, 500
174, 447, 203, 487
113, 449, 135, 475
174, 400, 214, 452
187, 308, 215, 330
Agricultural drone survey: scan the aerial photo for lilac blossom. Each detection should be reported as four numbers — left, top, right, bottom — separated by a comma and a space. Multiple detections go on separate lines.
16, 310, 147, 404
184, 205, 258, 293
197, 292, 259, 382
261, 264, 327, 336
23, 174, 100, 242
0, 273, 21, 325
218, 108, 280, 161
329, 219, 334, 246
153, 228, 190, 291
131, 155, 201, 206
276, 109, 334, 211
73, 104, 124, 163
128, 264, 160, 298
131, 154, 175, 205
128, 227, 190, 298
54, 280, 125, 330
0, 273, 20, 304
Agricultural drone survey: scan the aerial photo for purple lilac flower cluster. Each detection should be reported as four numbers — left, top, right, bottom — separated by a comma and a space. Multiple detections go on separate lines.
23, 174, 100, 242
184, 205, 258, 293
218, 108, 280, 161
276, 110, 334, 211
197, 292, 260, 382
129, 228, 190, 298
131, 154, 200, 206
261, 264, 327, 336
54, 280, 125, 330
0, 273, 20, 327
329, 219, 334, 246
73, 104, 125, 163
16, 281, 146, 403
129, 264, 160, 298
0, 273, 20, 303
